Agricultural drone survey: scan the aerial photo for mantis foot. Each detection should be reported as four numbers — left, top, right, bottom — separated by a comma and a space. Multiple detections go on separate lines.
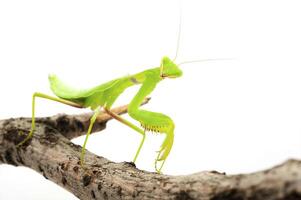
16, 130, 34, 147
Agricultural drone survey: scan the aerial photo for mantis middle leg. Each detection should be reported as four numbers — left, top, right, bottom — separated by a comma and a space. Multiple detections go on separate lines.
80, 107, 101, 166
104, 108, 146, 163
17, 92, 83, 146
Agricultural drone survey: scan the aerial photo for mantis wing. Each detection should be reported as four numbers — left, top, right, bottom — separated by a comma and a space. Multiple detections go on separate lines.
48, 74, 122, 100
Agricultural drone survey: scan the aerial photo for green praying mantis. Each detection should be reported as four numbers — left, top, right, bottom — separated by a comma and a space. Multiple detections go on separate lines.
17, 56, 183, 173
17, 58, 229, 173
16, 10, 230, 173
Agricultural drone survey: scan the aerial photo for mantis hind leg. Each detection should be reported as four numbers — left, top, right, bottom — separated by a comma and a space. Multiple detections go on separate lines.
104, 108, 146, 163
17, 92, 83, 147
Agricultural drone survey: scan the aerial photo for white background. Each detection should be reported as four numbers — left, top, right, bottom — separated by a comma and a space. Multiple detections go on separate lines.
1, 0, 301, 199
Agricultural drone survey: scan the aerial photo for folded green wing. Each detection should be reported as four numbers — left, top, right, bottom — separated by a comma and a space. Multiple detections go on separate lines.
48, 74, 121, 100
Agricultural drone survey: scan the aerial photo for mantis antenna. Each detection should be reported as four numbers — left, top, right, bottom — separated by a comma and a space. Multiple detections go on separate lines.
172, 0, 182, 62
171, 0, 234, 66
178, 58, 235, 66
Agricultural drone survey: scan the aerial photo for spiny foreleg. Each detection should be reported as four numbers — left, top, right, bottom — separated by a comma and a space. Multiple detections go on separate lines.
129, 109, 175, 173
127, 72, 175, 172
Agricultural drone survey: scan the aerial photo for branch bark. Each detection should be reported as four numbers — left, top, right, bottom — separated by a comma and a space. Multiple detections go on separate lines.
0, 100, 301, 200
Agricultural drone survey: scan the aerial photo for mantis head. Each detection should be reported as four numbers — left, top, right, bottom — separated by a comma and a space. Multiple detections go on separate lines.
160, 56, 183, 79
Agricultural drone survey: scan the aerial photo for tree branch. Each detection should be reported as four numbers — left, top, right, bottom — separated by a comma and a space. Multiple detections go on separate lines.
0, 100, 301, 200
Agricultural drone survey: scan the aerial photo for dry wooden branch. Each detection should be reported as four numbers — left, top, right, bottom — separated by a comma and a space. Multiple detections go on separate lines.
0, 100, 301, 200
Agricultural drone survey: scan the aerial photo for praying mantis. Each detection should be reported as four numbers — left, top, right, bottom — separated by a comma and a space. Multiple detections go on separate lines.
17, 56, 182, 172
17, 58, 227, 173
16, 8, 230, 173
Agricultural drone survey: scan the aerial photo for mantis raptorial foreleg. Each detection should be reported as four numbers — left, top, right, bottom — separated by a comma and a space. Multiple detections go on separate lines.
104, 108, 146, 162
17, 92, 83, 146
129, 108, 175, 172
125, 75, 175, 172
